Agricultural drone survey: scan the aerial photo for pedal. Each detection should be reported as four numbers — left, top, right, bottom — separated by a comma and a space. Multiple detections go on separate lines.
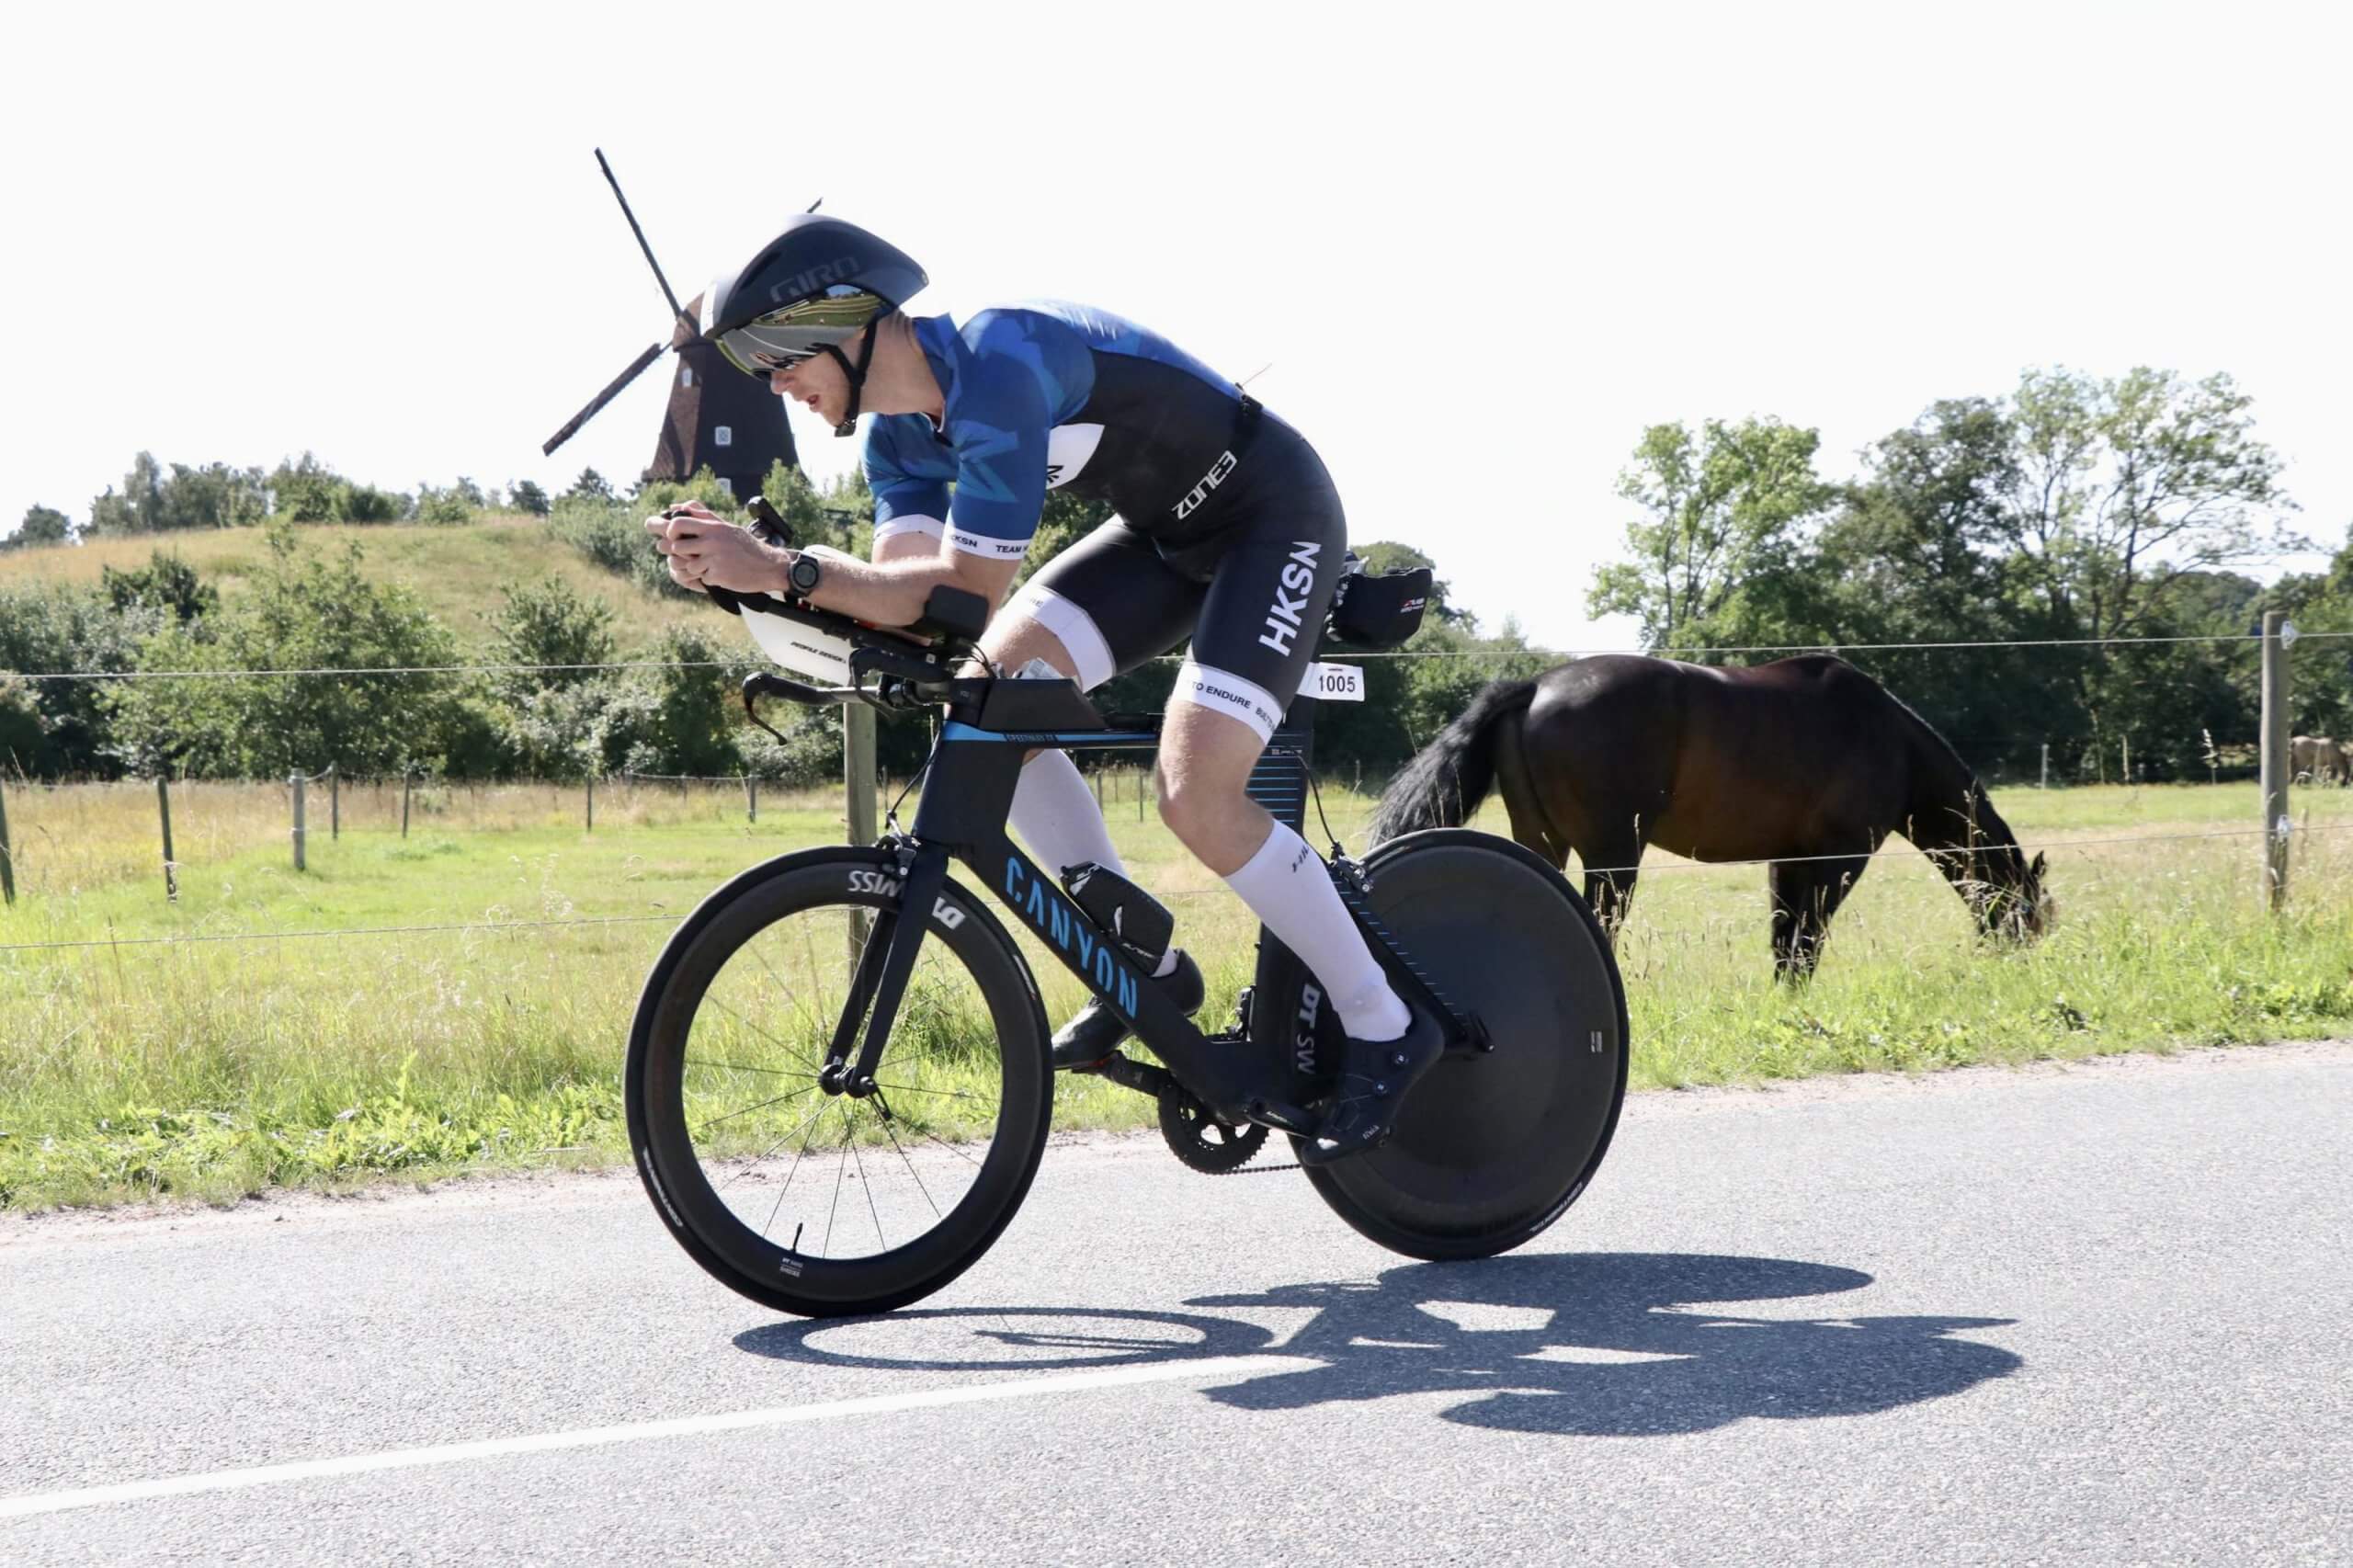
1242, 1096, 1317, 1137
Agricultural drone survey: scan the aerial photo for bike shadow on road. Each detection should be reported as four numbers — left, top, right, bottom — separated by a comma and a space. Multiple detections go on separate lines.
741, 1252, 2019, 1437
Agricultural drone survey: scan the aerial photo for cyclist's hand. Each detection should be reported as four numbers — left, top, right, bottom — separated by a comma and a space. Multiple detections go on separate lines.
643, 506, 789, 596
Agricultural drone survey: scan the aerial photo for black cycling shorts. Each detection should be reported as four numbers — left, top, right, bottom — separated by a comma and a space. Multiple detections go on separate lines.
1001, 419, 1347, 742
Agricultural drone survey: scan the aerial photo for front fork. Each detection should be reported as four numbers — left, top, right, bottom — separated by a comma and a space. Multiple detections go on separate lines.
819, 841, 951, 1098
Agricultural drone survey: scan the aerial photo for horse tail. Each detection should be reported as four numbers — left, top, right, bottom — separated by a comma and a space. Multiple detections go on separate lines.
1370, 678, 1540, 843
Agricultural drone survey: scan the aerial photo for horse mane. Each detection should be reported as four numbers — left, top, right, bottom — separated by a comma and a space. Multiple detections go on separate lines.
1861, 670, 2022, 858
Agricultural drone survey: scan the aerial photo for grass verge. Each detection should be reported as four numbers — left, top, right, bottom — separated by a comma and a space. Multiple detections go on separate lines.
3, 776, 2350, 1210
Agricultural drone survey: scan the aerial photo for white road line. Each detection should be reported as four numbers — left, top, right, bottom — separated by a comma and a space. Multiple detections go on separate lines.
0, 1356, 1313, 1522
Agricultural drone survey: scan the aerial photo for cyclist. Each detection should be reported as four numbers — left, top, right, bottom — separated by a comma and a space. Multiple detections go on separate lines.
643, 214, 1438, 1164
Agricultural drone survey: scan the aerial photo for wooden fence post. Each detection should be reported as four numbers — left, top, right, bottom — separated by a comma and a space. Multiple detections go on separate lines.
745, 774, 757, 824
2121, 736, 2132, 786
2259, 612, 2291, 911
0, 772, 15, 905
585, 775, 595, 833
402, 772, 413, 838
845, 706, 877, 847
2040, 743, 2050, 790
158, 775, 178, 903
290, 773, 307, 872
329, 765, 340, 840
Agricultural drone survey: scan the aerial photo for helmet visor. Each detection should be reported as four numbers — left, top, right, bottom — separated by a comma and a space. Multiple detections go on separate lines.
712, 286, 890, 380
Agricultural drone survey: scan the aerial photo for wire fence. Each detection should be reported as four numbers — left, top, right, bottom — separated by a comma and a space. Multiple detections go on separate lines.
3, 619, 2346, 937
8, 627, 2349, 683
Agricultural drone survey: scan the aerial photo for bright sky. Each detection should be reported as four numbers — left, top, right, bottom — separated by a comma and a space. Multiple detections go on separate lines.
4, 1, 2346, 650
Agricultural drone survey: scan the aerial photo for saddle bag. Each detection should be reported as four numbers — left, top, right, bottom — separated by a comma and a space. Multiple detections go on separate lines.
1328, 561, 1433, 648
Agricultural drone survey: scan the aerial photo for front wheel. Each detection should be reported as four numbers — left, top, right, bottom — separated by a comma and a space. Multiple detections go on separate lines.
626, 846, 1052, 1317
1256, 830, 1629, 1260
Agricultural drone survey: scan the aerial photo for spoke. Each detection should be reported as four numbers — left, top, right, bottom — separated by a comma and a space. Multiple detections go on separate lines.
760, 1099, 833, 1239
849, 1122, 887, 1254
699, 993, 818, 1072
871, 1080, 991, 1103
876, 1096, 944, 1221
682, 1058, 819, 1081
713, 1090, 835, 1199
824, 1105, 852, 1257
692, 1082, 819, 1136
920, 1129, 986, 1169
758, 921, 841, 1048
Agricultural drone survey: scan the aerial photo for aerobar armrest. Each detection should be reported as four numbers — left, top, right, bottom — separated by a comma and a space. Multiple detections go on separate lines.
910, 585, 990, 644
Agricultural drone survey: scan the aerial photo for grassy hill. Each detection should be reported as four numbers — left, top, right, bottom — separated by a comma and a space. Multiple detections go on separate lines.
0, 516, 707, 651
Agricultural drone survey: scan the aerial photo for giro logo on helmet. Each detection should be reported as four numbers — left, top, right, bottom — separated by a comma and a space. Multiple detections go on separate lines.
769, 255, 862, 303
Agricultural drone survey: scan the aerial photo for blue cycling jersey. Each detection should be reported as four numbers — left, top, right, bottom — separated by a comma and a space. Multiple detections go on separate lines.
863, 302, 1255, 562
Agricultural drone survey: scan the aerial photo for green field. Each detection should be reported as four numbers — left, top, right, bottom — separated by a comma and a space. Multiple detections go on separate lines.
0, 515, 705, 650
2, 771, 2349, 1210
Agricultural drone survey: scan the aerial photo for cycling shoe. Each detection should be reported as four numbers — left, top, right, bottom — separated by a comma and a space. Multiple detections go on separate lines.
1051, 949, 1204, 1072
1298, 1002, 1445, 1166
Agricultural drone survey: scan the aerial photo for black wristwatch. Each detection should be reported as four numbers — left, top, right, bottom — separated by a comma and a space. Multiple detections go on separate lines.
785, 552, 822, 597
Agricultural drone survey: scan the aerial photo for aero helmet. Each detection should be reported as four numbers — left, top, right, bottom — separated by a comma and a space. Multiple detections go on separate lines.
702, 214, 928, 437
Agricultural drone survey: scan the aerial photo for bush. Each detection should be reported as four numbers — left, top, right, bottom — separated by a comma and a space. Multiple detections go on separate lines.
105, 526, 462, 778
102, 551, 216, 624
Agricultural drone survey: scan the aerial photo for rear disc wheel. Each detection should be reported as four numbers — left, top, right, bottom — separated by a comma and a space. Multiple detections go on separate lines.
1259, 830, 1628, 1260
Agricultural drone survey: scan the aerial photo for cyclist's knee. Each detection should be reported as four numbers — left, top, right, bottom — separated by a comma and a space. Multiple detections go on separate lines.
1157, 769, 1266, 873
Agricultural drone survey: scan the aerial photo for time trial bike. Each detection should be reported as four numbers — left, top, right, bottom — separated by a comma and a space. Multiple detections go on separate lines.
624, 520, 1628, 1319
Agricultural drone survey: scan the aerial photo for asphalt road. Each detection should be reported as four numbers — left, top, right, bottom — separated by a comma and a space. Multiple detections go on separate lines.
4, 1042, 2347, 1566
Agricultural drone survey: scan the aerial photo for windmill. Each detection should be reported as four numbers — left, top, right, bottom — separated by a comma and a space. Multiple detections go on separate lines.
644, 333, 797, 501
542, 150, 797, 501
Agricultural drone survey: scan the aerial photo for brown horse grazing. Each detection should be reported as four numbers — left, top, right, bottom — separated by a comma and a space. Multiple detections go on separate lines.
1371, 655, 2052, 976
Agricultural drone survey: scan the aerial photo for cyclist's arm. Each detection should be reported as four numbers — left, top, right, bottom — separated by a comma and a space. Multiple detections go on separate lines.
806, 345, 1054, 625
794, 544, 1021, 627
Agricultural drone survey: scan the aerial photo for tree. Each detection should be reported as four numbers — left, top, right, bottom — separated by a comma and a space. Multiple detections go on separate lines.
509, 479, 551, 517
565, 469, 615, 503
490, 578, 616, 699
261, 452, 406, 525
1587, 417, 1833, 649
1998, 368, 2296, 642
484, 577, 622, 777
0, 584, 153, 775
5, 505, 74, 551
89, 454, 267, 534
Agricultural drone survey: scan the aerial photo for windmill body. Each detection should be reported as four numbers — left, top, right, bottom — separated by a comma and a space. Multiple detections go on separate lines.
644, 340, 799, 499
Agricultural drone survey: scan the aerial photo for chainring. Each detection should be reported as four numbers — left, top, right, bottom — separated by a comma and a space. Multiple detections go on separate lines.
1156, 1085, 1269, 1175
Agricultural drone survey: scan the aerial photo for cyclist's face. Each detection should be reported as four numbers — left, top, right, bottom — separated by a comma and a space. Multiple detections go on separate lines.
767, 340, 851, 425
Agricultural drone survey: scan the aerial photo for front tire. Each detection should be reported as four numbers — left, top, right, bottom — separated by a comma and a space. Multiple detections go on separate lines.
625, 847, 1051, 1318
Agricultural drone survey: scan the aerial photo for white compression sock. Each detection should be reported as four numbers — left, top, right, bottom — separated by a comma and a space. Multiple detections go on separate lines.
1012, 753, 1179, 978
1222, 822, 1410, 1041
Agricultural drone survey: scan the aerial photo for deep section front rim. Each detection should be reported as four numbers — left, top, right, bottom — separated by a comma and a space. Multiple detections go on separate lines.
626, 848, 1051, 1317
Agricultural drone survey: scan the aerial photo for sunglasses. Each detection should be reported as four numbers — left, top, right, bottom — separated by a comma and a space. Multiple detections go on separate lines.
713, 286, 888, 381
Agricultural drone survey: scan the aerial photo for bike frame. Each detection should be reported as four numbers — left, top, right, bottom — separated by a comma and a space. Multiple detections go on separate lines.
812, 690, 1472, 1131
